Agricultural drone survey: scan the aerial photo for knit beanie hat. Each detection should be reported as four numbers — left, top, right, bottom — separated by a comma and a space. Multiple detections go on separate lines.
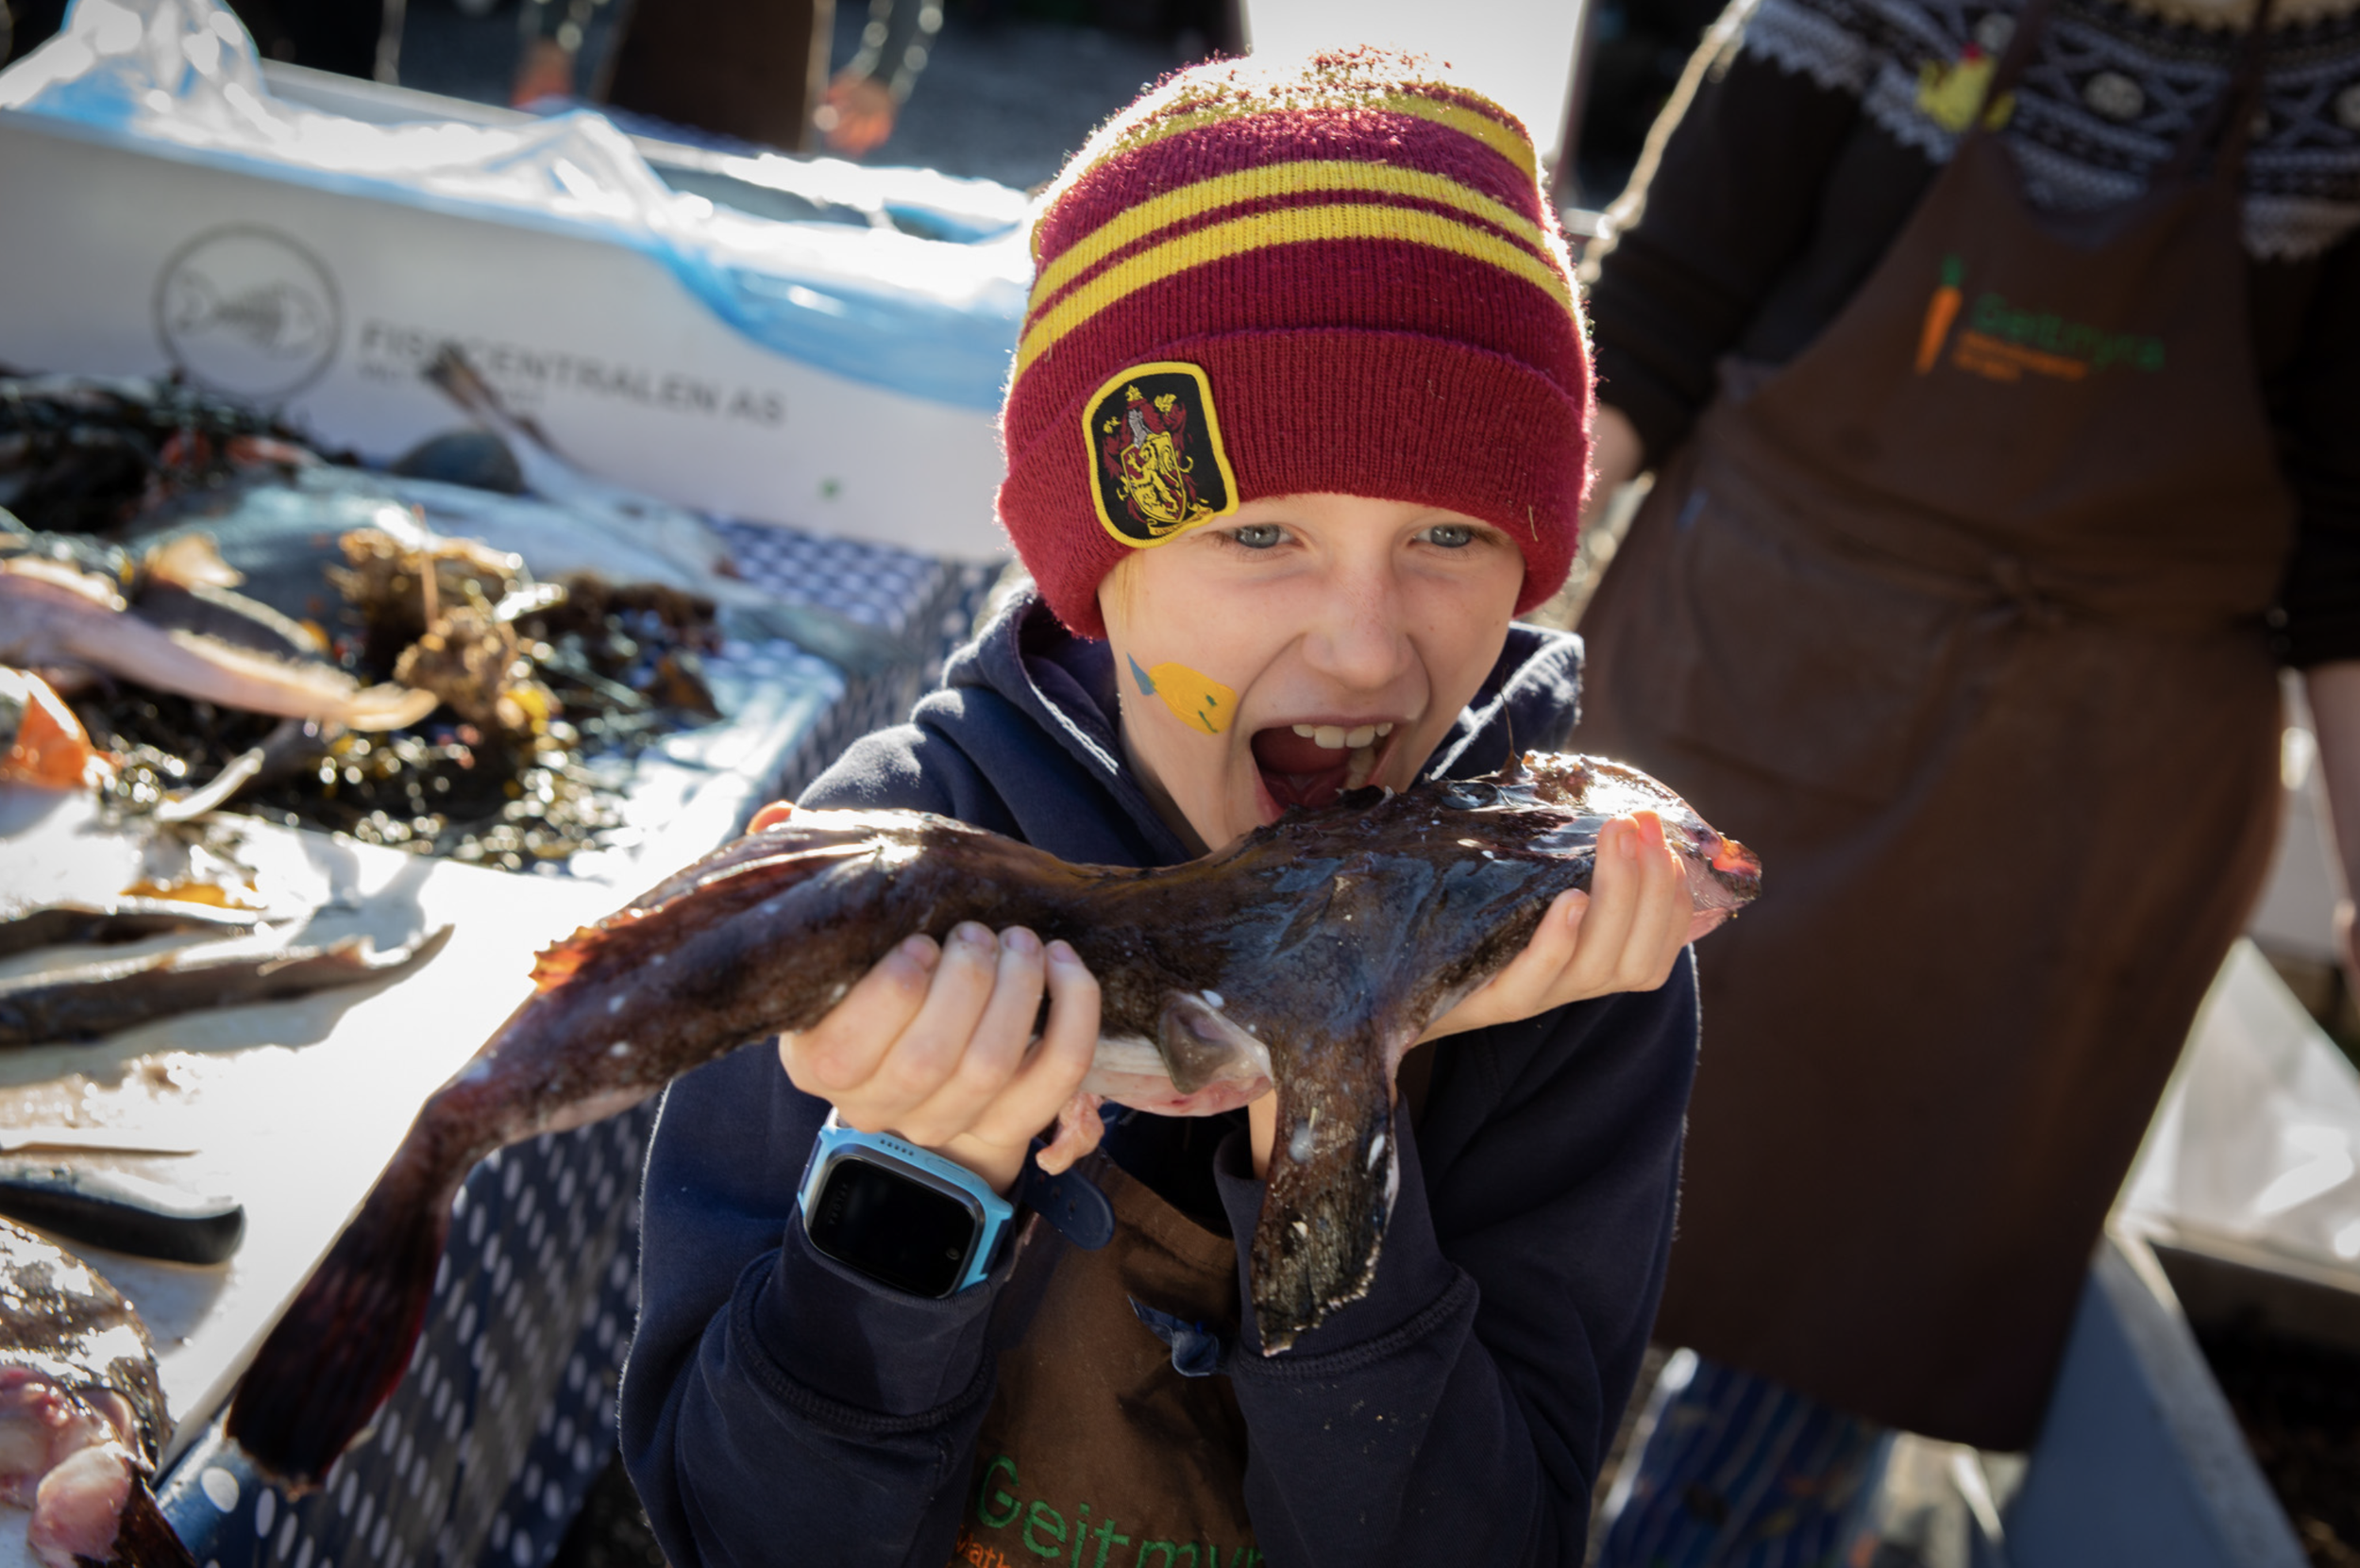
998, 48, 1593, 640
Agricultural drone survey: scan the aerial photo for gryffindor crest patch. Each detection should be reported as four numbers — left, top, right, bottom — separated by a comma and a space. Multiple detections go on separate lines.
1083, 362, 1239, 547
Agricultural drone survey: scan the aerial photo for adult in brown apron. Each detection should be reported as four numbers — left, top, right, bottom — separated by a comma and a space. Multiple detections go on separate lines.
1573, 0, 2291, 1449
948, 1157, 1259, 1568
603, 0, 833, 150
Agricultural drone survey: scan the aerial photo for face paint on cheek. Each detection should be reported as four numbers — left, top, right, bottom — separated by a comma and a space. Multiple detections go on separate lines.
1127, 654, 1236, 735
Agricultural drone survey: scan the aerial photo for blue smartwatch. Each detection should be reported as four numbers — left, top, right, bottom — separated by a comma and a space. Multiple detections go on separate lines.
797, 1111, 1017, 1297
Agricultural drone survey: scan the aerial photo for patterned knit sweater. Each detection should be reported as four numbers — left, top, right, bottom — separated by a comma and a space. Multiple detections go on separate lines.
1587, 0, 2360, 663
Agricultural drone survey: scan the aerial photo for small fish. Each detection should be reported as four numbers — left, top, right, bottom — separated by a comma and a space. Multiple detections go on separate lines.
0, 927, 455, 1048
134, 471, 913, 675
0, 555, 436, 732
0, 898, 261, 960
0, 1219, 195, 1568
226, 751, 1759, 1487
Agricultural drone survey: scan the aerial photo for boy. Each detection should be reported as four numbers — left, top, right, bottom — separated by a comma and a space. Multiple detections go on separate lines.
621, 50, 1701, 1566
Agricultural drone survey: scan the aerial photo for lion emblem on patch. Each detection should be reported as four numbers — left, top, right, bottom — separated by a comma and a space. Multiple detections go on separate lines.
1083, 362, 1239, 547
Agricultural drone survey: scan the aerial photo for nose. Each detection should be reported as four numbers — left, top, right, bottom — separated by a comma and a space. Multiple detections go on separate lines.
1300, 562, 1414, 691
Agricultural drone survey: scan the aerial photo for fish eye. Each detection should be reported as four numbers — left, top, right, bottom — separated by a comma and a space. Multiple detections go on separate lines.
1227, 523, 1287, 550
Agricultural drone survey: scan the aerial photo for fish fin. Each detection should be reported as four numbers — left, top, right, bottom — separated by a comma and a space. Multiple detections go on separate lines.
340, 683, 440, 733
148, 629, 435, 732
96, 1480, 196, 1568
140, 532, 243, 592
527, 823, 882, 994
1249, 1030, 1399, 1354
226, 1155, 453, 1492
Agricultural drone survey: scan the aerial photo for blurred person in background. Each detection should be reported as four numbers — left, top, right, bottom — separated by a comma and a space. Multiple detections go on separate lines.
1571, 0, 2360, 1556
511, 0, 940, 152
3, 0, 392, 74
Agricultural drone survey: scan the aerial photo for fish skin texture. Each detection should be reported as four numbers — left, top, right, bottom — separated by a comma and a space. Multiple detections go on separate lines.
0, 1220, 195, 1568
227, 751, 1761, 1489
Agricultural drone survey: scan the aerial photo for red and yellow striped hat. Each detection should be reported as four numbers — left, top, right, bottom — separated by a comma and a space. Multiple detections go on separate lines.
998, 48, 1593, 638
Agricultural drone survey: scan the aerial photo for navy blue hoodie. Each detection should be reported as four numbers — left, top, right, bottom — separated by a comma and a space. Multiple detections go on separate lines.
619, 594, 1699, 1567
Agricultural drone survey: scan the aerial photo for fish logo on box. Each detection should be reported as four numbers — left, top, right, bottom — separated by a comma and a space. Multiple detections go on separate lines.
155, 227, 343, 402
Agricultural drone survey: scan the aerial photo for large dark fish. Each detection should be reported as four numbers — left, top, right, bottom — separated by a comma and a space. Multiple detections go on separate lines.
227, 752, 1761, 1487
0, 927, 455, 1047
0, 1219, 195, 1568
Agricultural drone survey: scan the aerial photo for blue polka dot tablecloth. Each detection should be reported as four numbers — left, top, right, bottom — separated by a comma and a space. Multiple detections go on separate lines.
150, 521, 1001, 1568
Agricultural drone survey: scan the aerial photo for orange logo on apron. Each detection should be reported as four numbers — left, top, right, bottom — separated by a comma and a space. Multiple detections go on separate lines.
1914, 254, 2166, 383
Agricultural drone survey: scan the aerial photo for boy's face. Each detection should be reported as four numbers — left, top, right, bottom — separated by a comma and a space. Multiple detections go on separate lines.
1099, 492, 1525, 852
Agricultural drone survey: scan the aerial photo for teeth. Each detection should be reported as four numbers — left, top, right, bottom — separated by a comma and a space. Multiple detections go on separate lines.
1288, 721, 1394, 750
1344, 745, 1375, 790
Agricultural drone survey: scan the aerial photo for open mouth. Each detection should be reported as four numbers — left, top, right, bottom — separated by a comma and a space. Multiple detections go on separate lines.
1250, 721, 1399, 815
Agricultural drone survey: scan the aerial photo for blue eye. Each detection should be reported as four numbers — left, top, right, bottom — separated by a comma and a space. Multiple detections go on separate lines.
1421, 523, 1477, 548
1229, 524, 1286, 549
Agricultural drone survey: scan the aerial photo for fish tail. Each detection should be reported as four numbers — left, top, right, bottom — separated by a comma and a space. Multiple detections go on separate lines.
226, 1152, 455, 1491
105, 1479, 197, 1568
1248, 1049, 1398, 1354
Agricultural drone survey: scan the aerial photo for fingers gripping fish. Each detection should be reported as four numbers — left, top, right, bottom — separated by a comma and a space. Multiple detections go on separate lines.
227, 752, 1761, 1488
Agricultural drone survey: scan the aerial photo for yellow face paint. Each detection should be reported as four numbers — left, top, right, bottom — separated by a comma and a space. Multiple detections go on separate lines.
1129, 654, 1235, 735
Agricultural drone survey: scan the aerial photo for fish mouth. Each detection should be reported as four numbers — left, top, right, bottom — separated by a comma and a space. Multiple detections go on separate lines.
1250, 720, 1405, 818
1705, 829, 1764, 899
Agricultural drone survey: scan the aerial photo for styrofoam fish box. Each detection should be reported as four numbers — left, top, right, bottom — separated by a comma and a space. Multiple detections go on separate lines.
0, 0, 1028, 560
2008, 1229, 2308, 1568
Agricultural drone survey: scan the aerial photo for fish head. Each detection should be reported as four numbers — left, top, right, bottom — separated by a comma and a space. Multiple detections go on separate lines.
1407, 751, 1762, 936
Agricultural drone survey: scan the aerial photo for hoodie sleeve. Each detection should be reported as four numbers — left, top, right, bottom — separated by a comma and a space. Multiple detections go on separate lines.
1212, 954, 1699, 1565
618, 725, 1019, 1568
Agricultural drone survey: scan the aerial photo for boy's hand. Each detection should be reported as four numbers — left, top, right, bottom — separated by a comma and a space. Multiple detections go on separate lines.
1421, 809, 1692, 1040
751, 804, 1104, 1195
780, 925, 1104, 1194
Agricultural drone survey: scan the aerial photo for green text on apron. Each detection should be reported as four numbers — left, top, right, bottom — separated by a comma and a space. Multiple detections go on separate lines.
1574, 0, 2292, 1448
950, 1161, 1258, 1568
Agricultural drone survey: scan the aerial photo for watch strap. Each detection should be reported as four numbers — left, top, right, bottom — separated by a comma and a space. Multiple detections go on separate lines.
801, 1111, 1016, 1294
1018, 1155, 1115, 1251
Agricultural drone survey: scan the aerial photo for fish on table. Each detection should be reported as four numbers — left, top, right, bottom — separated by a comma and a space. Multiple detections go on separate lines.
0, 551, 435, 733
131, 467, 914, 676
0, 1218, 195, 1568
226, 750, 1762, 1488
0, 926, 454, 1049
122, 463, 911, 675
0, 899, 261, 960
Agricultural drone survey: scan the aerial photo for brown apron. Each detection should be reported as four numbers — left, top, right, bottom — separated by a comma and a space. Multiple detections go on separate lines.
602, 0, 831, 151
1573, 0, 2292, 1449
949, 1160, 1259, 1568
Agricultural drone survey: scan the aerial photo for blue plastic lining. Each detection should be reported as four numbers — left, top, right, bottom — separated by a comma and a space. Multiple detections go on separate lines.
0, 0, 1027, 410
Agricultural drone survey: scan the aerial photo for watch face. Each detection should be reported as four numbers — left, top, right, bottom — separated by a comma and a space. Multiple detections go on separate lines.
807, 1154, 980, 1297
